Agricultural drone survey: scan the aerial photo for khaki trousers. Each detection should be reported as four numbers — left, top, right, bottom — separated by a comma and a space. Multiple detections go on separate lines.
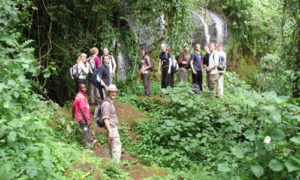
105, 126, 122, 162
79, 120, 94, 147
209, 73, 219, 97
90, 83, 100, 105
218, 74, 224, 98
206, 71, 210, 89
178, 67, 188, 81
142, 73, 151, 96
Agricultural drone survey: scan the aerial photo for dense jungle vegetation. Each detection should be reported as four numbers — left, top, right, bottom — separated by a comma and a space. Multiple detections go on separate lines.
0, 0, 299, 179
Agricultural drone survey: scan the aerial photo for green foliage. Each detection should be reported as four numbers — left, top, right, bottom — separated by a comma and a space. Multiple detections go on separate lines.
250, 52, 296, 96
125, 0, 195, 53
121, 72, 300, 179
27, 0, 138, 104
208, 0, 299, 97
0, 2, 131, 179
209, 0, 281, 56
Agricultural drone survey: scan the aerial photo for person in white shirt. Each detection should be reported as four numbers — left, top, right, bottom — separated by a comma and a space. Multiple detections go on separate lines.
216, 43, 226, 98
76, 53, 89, 91
102, 48, 116, 84
206, 43, 220, 97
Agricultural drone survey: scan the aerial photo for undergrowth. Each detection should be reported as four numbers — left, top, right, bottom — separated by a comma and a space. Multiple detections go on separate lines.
119, 72, 300, 179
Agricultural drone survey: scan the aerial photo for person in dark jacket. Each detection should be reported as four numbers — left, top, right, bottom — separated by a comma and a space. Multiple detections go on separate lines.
92, 56, 110, 100
190, 43, 204, 92
158, 43, 172, 89
203, 45, 211, 89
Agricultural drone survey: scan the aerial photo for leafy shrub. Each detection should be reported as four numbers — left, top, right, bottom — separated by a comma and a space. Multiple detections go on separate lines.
0, 2, 108, 179
250, 53, 296, 96
124, 72, 300, 179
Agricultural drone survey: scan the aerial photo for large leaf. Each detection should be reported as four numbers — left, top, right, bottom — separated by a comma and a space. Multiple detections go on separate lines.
0, 163, 13, 180
284, 161, 300, 173
290, 136, 300, 145
217, 163, 231, 172
243, 129, 255, 141
270, 128, 285, 141
251, 165, 264, 178
231, 145, 250, 159
285, 155, 300, 172
41, 160, 53, 169
268, 159, 283, 172
271, 113, 281, 123
7, 131, 16, 143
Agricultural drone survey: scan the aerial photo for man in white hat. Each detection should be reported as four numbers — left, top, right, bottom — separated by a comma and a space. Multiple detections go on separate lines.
101, 84, 122, 162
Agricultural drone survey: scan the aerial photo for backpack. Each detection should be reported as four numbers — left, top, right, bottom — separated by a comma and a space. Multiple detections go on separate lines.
91, 68, 99, 87
217, 55, 225, 71
145, 55, 155, 72
171, 55, 179, 73
94, 99, 110, 128
87, 57, 96, 73
69, 64, 81, 80
192, 83, 201, 95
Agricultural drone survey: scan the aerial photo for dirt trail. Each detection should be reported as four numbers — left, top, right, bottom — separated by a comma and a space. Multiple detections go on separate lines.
90, 99, 168, 180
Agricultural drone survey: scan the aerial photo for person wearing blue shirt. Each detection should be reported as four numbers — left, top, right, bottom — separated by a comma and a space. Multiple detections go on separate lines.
190, 43, 204, 92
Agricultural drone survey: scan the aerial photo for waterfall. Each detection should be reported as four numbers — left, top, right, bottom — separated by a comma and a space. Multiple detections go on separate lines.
113, 38, 130, 80
206, 9, 228, 44
192, 11, 211, 45
117, 50, 130, 80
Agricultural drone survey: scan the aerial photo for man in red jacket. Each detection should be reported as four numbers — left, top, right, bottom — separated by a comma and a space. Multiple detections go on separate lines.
72, 84, 95, 147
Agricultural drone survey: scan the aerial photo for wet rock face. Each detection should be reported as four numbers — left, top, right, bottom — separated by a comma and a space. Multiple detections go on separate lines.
127, 8, 228, 51
189, 9, 228, 46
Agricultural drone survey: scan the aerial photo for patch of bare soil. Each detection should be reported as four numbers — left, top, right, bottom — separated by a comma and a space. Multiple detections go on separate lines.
64, 161, 103, 179
93, 143, 139, 162
128, 166, 168, 180
115, 100, 148, 127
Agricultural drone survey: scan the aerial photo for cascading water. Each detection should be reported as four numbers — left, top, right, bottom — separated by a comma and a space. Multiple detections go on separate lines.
192, 11, 211, 45
206, 9, 228, 44
117, 50, 130, 80
192, 9, 228, 45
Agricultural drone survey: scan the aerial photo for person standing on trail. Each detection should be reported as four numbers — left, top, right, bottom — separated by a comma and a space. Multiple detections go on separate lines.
167, 47, 176, 87
88, 47, 101, 105
158, 43, 172, 89
190, 43, 204, 92
76, 53, 89, 91
139, 49, 152, 97
177, 44, 191, 81
203, 45, 211, 89
102, 84, 122, 162
92, 56, 110, 100
72, 84, 95, 147
207, 43, 220, 97
216, 43, 226, 98
101, 48, 116, 84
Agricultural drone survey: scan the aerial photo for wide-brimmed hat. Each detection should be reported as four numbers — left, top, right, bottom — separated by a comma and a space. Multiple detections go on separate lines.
107, 84, 119, 92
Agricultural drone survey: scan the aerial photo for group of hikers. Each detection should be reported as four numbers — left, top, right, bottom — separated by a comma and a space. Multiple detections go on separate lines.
141, 42, 226, 97
71, 42, 226, 162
